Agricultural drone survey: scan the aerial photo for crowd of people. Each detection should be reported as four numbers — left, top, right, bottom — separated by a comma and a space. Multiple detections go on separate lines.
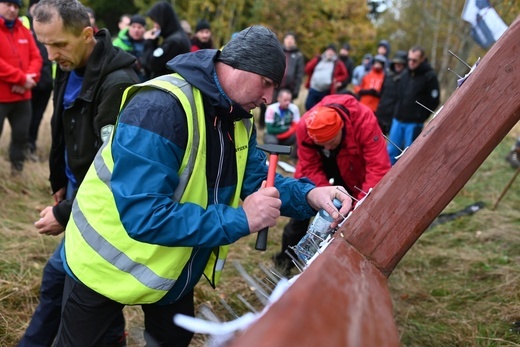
0, 0, 448, 345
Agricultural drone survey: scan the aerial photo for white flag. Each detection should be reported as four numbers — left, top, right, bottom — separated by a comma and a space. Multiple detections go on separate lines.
461, 0, 508, 48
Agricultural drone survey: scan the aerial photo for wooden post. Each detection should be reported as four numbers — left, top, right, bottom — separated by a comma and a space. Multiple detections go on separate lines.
228, 16, 520, 347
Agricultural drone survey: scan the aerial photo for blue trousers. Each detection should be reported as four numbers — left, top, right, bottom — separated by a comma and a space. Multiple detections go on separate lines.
304, 88, 329, 111
387, 118, 424, 165
18, 180, 126, 347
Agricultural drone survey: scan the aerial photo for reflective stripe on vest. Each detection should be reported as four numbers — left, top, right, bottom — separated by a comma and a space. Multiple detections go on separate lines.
65, 74, 252, 304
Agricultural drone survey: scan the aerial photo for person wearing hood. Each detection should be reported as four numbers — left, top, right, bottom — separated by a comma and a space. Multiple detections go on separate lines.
304, 44, 348, 110
387, 45, 440, 165
0, 0, 42, 175
51, 25, 353, 347
142, 0, 190, 78
18, 0, 140, 346
354, 54, 386, 113
352, 53, 372, 86
190, 18, 214, 51
377, 39, 391, 71
375, 50, 407, 135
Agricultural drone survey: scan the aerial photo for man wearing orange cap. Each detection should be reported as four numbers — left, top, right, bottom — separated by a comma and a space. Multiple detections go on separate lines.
273, 93, 391, 274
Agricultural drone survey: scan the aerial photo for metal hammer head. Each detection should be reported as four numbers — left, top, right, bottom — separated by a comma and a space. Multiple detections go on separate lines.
257, 144, 292, 155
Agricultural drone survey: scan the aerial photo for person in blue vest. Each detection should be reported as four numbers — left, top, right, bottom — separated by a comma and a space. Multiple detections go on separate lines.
53, 25, 353, 347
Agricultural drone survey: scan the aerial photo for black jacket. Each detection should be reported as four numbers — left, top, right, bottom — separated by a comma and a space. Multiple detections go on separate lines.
50, 29, 139, 226
375, 64, 404, 130
143, 1, 190, 78
281, 47, 305, 99
393, 60, 440, 123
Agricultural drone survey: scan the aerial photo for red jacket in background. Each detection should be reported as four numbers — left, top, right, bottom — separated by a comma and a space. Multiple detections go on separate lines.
354, 68, 385, 112
0, 17, 42, 102
295, 94, 391, 200
304, 56, 348, 94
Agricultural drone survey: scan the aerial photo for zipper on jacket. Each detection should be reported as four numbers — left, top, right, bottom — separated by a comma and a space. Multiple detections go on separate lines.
214, 118, 225, 205
174, 248, 200, 302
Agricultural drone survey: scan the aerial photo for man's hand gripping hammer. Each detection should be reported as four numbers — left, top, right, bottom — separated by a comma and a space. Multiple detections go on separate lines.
255, 144, 292, 251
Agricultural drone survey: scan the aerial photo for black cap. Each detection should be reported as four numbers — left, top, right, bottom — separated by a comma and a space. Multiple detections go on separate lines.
218, 26, 286, 86
129, 14, 146, 27
195, 19, 210, 33
325, 43, 337, 52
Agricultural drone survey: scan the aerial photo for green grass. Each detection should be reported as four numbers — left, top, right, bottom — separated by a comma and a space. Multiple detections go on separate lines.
1, 108, 520, 346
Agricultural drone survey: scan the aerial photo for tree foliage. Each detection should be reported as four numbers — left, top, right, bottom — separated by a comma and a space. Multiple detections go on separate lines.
82, 0, 520, 95
375, 0, 520, 95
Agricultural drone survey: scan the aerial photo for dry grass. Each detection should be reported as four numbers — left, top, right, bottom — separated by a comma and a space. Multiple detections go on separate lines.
1, 97, 520, 346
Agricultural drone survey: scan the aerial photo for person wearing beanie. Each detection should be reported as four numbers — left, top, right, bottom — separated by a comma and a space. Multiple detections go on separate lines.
354, 54, 386, 113
190, 18, 213, 52
51, 24, 353, 347
113, 14, 147, 81
0, 0, 42, 174
257, 31, 305, 130
304, 44, 348, 111
273, 93, 391, 275
142, 1, 190, 78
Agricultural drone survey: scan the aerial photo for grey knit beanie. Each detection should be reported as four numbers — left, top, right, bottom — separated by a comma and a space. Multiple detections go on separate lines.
218, 26, 285, 86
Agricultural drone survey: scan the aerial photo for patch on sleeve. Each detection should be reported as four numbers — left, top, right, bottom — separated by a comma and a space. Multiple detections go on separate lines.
431, 89, 439, 98
153, 47, 164, 57
100, 124, 114, 143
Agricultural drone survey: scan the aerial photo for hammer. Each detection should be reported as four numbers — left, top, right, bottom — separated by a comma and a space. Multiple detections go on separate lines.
255, 144, 292, 251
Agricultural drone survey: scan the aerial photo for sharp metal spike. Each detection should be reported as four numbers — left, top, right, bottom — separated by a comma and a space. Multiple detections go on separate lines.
197, 303, 221, 322
335, 186, 359, 202
233, 261, 269, 305
415, 100, 435, 114
447, 67, 463, 79
382, 133, 403, 154
236, 294, 258, 313
284, 249, 305, 272
219, 297, 239, 319
258, 263, 281, 284
448, 49, 472, 69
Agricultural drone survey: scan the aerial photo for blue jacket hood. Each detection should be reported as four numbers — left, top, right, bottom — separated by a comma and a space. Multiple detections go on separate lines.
166, 49, 252, 120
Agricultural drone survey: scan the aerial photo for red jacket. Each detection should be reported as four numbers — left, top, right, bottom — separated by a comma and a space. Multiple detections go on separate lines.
295, 94, 391, 200
304, 56, 348, 94
0, 17, 42, 102
354, 68, 385, 112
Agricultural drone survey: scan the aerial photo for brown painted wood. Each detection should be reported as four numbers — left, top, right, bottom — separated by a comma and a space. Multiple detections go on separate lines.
229, 239, 400, 347
229, 16, 520, 347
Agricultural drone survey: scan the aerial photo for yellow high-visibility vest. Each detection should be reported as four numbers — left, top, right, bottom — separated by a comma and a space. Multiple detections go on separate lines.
65, 74, 252, 304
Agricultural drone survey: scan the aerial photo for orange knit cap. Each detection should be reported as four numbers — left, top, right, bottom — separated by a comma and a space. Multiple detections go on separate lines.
305, 106, 343, 143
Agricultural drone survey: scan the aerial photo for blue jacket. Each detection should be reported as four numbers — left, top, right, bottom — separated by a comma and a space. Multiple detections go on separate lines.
93, 49, 316, 303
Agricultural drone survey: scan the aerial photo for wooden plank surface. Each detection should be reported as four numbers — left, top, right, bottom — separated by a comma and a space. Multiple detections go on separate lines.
229, 239, 400, 347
